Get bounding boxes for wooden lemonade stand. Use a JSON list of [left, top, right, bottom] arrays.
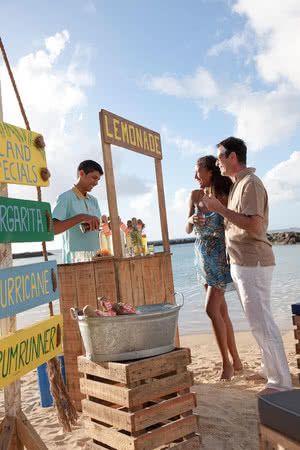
[[58, 110, 176, 408], [58, 109, 200, 449]]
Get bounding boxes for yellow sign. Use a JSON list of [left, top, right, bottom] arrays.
[[0, 121, 49, 187], [100, 109, 162, 159], [0, 314, 63, 388]]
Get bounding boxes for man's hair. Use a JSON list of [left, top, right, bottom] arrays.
[[77, 160, 104, 176], [197, 155, 232, 197], [217, 137, 247, 165]]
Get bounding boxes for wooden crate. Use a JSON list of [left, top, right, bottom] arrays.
[[78, 348, 201, 449], [58, 253, 176, 410], [259, 423, 300, 450], [292, 315, 300, 382]]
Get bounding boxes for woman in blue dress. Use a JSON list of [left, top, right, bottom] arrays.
[[186, 155, 242, 380]]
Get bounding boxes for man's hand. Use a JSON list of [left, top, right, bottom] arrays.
[[203, 194, 224, 214], [81, 214, 100, 231]]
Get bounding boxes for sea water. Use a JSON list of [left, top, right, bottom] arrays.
[[12, 244, 300, 335]]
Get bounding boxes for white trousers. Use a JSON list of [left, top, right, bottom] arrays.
[[231, 264, 292, 391]]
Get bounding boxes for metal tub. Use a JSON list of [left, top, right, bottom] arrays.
[[70, 301, 182, 362]]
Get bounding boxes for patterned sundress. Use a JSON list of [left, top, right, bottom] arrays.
[[194, 207, 234, 291]]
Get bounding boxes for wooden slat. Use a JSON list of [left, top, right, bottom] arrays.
[[129, 371, 193, 408], [84, 419, 134, 450], [16, 412, 48, 450], [126, 348, 191, 384], [292, 315, 300, 327], [297, 358, 300, 369], [259, 423, 300, 450], [80, 371, 193, 409], [154, 158, 170, 253], [94, 259, 118, 302], [133, 392, 196, 432], [78, 349, 191, 384], [135, 415, 199, 450], [117, 260, 133, 304], [85, 415, 199, 450], [141, 257, 156, 305], [75, 263, 98, 309], [80, 378, 130, 407], [151, 255, 166, 303], [296, 342, 300, 354], [82, 399, 134, 431], [78, 356, 128, 383], [129, 259, 145, 306]]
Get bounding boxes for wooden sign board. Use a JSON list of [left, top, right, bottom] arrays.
[[0, 197, 53, 243], [100, 109, 162, 159], [0, 314, 63, 389], [0, 121, 49, 187], [0, 261, 59, 319]]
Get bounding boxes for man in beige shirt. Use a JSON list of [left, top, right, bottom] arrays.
[[204, 137, 291, 396]]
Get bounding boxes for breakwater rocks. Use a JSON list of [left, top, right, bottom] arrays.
[[267, 231, 300, 245], [149, 232, 300, 247]]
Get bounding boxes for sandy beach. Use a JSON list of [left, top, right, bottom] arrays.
[[0, 328, 298, 449]]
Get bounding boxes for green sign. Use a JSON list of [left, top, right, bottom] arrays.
[[0, 196, 53, 243]]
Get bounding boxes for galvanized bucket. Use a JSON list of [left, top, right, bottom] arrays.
[[70, 294, 184, 362]]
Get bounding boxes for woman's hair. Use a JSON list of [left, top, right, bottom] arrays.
[[196, 155, 232, 197]]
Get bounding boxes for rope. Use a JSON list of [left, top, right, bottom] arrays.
[[0, 37, 76, 430]]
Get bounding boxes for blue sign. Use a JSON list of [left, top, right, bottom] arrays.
[[0, 261, 59, 319]]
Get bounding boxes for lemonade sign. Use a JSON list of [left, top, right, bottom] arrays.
[[0, 121, 49, 187]]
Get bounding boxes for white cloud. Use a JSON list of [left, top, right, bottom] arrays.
[[233, 0, 300, 91], [145, 67, 218, 99], [224, 83, 300, 150], [162, 126, 215, 157], [263, 151, 300, 203], [45, 30, 70, 62]]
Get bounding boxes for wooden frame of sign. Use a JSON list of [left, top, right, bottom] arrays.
[[99, 109, 169, 257], [0, 90, 62, 449]]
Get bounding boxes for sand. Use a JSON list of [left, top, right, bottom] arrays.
[[0, 329, 299, 449]]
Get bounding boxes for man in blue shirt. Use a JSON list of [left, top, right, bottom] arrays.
[[52, 160, 103, 263]]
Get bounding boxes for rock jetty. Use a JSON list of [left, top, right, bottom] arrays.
[[149, 232, 300, 247], [267, 231, 300, 245]]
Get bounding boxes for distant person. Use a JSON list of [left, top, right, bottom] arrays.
[[203, 137, 292, 395], [186, 155, 242, 380], [52, 160, 103, 263]]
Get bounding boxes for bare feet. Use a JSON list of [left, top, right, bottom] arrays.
[[233, 361, 243, 373], [220, 364, 234, 381], [256, 388, 280, 397], [246, 373, 266, 381]]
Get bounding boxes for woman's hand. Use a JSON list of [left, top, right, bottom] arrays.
[[188, 213, 205, 227]]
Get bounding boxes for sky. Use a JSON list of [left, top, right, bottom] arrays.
[[1, 0, 300, 253]]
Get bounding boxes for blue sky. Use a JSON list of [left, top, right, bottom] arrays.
[[1, 0, 300, 252]]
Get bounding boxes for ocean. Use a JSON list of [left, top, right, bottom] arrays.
[[13, 243, 299, 335]]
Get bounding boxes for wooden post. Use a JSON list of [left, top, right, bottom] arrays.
[[0, 81, 23, 449], [155, 158, 170, 254], [99, 113, 122, 257]]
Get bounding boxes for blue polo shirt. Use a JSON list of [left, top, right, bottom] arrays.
[[52, 186, 101, 263]]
